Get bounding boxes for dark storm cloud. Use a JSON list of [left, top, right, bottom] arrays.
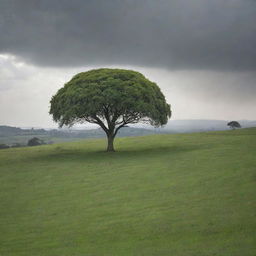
[[0, 0, 256, 70]]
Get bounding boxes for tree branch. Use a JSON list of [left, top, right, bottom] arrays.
[[92, 115, 109, 134], [103, 105, 112, 130], [114, 122, 129, 137]]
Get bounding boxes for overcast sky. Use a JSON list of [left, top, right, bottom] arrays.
[[0, 0, 255, 127]]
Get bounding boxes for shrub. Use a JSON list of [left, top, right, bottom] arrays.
[[27, 137, 45, 146]]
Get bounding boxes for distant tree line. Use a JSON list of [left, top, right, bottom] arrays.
[[0, 137, 47, 150], [0, 126, 47, 137]]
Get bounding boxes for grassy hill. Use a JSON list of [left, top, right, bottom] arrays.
[[0, 128, 255, 256], [0, 126, 155, 146]]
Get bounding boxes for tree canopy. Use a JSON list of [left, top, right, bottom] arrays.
[[227, 121, 241, 129], [50, 68, 171, 151], [27, 137, 45, 147]]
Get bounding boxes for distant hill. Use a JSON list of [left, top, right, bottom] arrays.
[[0, 125, 153, 138], [0, 125, 47, 137], [0, 125, 154, 145], [162, 119, 256, 133], [1, 120, 255, 145]]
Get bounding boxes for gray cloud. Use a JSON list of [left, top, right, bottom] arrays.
[[0, 0, 255, 126], [0, 0, 256, 70], [0, 56, 255, 128]]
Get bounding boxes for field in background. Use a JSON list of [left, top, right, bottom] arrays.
[[0, 128, 255, 256], [0, 126, 154, 146], [2, 119, 256, 146], [0, 134, 81, 145]]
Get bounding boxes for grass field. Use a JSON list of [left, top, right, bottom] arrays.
[[0, 128, 255, 256]]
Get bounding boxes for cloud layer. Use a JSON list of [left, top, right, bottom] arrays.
[[1, 0, 256, 70], [0, 1, 255, 126], [0, 55, 255, 127]]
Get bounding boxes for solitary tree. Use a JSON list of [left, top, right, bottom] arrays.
[[27, 137, 45, 146], [50, 69, 171, 151], [227, 121, 241, 129]]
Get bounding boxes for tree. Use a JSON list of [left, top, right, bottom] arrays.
[[227, 121, 241, 129], [50, 68, 171, 151], [27, 137, 45, 146]]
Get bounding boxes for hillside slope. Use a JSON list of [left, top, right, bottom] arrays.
[[0, 128, 255, 256]]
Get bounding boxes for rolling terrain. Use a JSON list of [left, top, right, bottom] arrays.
[[0, 128, 255, 256], [1, 120, 256, 146]]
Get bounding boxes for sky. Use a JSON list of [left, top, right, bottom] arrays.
[[0, 0, 255, 128]]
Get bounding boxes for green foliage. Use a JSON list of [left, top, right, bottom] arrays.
[[27, 137, 45, 146], [50, 69, 171, 151], [227, 121, 241, 129], [0, 129, 255, 255], [50, 69, 170, 127]]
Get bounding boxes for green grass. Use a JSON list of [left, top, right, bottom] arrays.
[[0, 128, 255, 256]]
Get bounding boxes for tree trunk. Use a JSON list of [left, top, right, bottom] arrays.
[[107, 134, 115, 152]]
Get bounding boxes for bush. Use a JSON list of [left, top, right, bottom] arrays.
[[0, 144, 9, 149], [27, 137, 45, 146]]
